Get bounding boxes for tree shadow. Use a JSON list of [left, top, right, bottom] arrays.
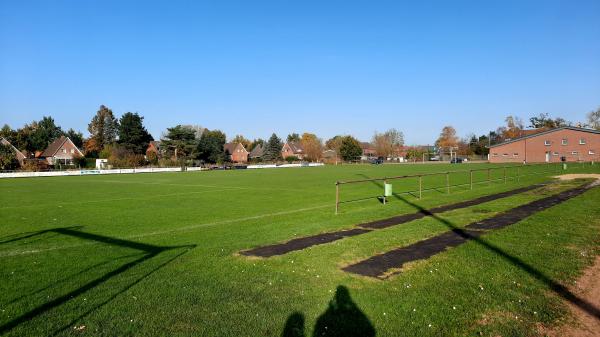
[[391, 192, 600, 320], [0, 226, 196, 335], [282, 286, 376, 337]]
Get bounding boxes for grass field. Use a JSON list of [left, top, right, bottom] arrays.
[[1, 163, 599, 336]]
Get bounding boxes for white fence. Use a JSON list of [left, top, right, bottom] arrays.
[[0, 167, 182, 179], [247, 163, 324, 169], [0, 163, 324, 179]]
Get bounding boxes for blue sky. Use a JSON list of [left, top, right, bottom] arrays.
[[1, 0, 599, 144]]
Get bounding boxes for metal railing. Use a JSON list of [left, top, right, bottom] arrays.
[[334, 161, 596, 214]]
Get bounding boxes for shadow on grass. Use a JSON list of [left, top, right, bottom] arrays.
[[282, 286, 375, 337], [390, 192, 600, 320], [0, 227, 196, 335]]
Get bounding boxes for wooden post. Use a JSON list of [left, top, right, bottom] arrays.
[[470, 170, 473, 190], [335, 182, 339, 215], [383, 179, 387, 205], [419, 175, 422, 199], [503, 167, 507, 184], [446, 172, 450, 194]]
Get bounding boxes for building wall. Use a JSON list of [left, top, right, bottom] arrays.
[[47, 140, 82, 165], [490, 129, 600, 163], [281, 143, 304, 159], [230, 144, 248, 163]]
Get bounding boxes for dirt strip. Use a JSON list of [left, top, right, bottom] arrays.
[[343, 181, 598, 278], [240, 184, 543, 258]]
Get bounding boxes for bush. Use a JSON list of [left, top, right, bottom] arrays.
[[285, 156, 299, 163], [21, 159, 49, 172], [73, 156, 87, 168]]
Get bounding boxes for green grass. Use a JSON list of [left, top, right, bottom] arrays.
[[1, 162, 599, 336]]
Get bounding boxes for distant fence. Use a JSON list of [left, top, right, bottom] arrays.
[[334, 162, 597, 214], [0, 162, 326, 179]]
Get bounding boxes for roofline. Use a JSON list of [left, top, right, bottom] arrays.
[[46, 136, 84, 157], [489, 126, 600, 148]]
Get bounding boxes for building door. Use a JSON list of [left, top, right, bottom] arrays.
[[545, 152, 550, 162]]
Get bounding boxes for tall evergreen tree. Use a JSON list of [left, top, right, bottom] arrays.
[[30, 116, 63, 151], [263, 133, 283, 162], [197, 130, 226, 163], [88, 105, 119, 150], [287, 133, 301, 143], [65, 128, 84, 149], [161, 125, 197, 161], [339, 136, 362, 161], [118, 112, 154, 154]]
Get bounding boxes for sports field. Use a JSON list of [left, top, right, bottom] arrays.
[[1, 163, 599, 336]]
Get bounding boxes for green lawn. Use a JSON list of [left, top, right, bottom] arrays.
[[1, 162, 599, 336]]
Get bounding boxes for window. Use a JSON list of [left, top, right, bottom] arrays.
[[590, 150, 596, 155], [580, 138, 586, 145], [571, 151, 578, 155], [70, 148, 75, 154], [562, 139, 568, 145], [492, 153, 498, 157], [553, 152, 559, 156], [544, 140, 551, 146], [62, 149, 67, 153], [513, 153, 518, 157], [502, 153, 508, 157]]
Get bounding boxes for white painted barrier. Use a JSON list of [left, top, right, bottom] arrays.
[[0, 167, 182, 179], [247, 163, 324, 169], [0, 163, 324, 178]]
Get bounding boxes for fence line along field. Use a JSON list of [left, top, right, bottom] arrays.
[[1, 162, 600, 336]]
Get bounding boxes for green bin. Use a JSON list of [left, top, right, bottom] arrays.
[[384, 183, 393, 197]]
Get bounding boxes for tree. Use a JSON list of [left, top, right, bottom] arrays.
[[30, 116, 63, 152], [161, 125, 197, 161], [197, 129, 227, 163], [249, 138, 265, 151], [529, 113, 570, 129], [300, 133, 323, 162], [372, 128, 404, 158], [587, 107, 600, 130], [0, 143, 19, 170], [405, 146, 426, 162], [325, 135, 343, 152], [232, 134, 251, 150], [180, 124, 205, 139], [435, 126, 459, 150], [339, 136, 362, 161], [263, 133, 283, 162], [65, 128, 84, 149], [287, 133, 300, 143], [501, 116, 524, 140], [0, 124, 17, 141], [88, 105, 119, 150], [118, 112, 154, 154]]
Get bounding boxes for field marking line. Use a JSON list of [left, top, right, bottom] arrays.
[[0, 204, 331, 258]]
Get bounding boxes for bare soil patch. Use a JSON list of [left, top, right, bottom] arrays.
[[554, 173, 600, 181], [542, 256, 600, 337]]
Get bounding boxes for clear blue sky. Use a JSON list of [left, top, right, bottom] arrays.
[[1, 0, 599, 144]]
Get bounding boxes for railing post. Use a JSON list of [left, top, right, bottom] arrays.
[[503, 167, 507, 184], [470, 170, 473, 190], [446, 172, 450, 194], [419, 175, 422, 199], [517, 167, 520, 182], [335, 182, 339, 215]]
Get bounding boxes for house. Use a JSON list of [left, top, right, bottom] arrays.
[[39, 136, 84, 165], [489, 126, 600, 163], [360, 142, 376, 160], [223, 142, 248, 163], [249, 144, 264, 160], [146, 141, 162, 159], [0, 137, 26, 166], [281, 141, 304, 160]]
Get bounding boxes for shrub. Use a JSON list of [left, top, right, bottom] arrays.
[[285, 156, 299, 163]]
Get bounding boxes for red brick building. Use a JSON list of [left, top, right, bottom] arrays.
[[223, 142, 248, 163], [281, 141, 304, 160], [489, 127, 600, 163], [40, 136, 84, 165]]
